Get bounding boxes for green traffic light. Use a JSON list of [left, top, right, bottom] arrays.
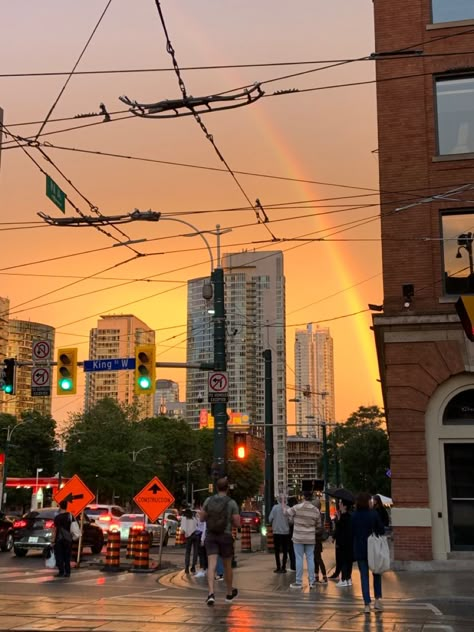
[[59, 378, 73, 391], [3, 384, 13, 394], [138, 376, 151, 390]]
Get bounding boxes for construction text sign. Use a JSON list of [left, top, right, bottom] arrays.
[[134, 476, 175, 523]]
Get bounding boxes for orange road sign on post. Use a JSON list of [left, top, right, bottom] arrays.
[[54, 474, 95, 517], [134, 476, 175, 523]]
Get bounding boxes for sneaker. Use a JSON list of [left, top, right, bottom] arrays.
[[225, 588, 238, 603], [364, 604, 371, 614], [190, 566, 196, 573], [346, 579, 352, 586], [194, 570, 207, 578], [185, 567, 190, 575], [215, 574, 224, 581], [206, 594, 215, 606], [336, 580, 348, 587], [319, 577, 328, 584], [374, 599, 383, 611], [290, 582, 303, 589], [309, 581, 317, 589], [280, 568, 287, 573], [273, 568, 281, 573]]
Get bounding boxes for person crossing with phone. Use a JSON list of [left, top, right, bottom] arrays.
[[200, 478, 240, 606]]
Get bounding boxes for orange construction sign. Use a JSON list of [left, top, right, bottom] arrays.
[[134, 476, 175, 523], [54, 474, 95, 518]]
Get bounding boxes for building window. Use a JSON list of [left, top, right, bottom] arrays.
[[432, 0, 474, 23], [436, 75, 474, 156], [441, 211, 474, 294], [443, 389, 474, 424]]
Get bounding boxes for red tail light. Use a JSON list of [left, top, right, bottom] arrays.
[[45, 520, 55, 529], [14, 520, 27, 528], [254, 517, 259, 523], [99, 515, 111, 522]]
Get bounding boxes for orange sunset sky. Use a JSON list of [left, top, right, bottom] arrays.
[[0, 1, 384, 425]]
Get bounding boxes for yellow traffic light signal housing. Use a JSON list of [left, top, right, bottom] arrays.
[[1, 358, 16, 395], [234, 433, 248, 460], [455, 296, 474, 341], [134, 344, 156, 394], [57, 348, 78, 395]]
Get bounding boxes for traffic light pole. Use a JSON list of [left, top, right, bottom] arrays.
[[212, 266, 227, 480], [322, 421, 330, 529], [263, 349, 274, 523]]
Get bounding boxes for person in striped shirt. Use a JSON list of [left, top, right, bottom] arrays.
[[286, 492, 322, 589]]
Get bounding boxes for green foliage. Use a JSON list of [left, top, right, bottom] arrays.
[[323, 405, 390, 496]]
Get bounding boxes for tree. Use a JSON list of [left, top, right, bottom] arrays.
[[323, 405, 390, 496]]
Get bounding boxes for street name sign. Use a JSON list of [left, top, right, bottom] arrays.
[[46, 175, 66, 213], [134, 476, 175, 523], [83, 358, 135, 372], [54, 474, 95, 517], [208, 370, 228, 403]]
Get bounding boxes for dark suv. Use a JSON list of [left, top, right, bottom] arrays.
[[0, 512, 14, 552], [12, 508, 104, 557]]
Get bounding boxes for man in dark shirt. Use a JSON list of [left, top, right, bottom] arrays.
[[53, 500, 72, 578]]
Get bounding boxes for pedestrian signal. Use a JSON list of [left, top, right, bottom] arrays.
[[1, 358, 16, 395], [456, 295, 474, 341], [57, 348, 78, 395], [134, 344, 156, 394], [234, 433, 247, 460]]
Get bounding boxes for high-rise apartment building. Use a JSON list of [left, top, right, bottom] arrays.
[[85, 314, 155, 418], [4, 319, 54, 417], [372, 1, 474, 563], [0, 297, 9, 361], [294, 325, 335, 438], [186, 251, 287, 495], [153, 379, 180, 416]]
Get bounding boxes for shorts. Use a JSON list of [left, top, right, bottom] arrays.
[[205, 532, 234, 559]]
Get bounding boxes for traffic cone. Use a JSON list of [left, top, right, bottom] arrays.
[[240, 525, 252, 553], [266, 524, 274, 553], [102, 530, 121, 572]]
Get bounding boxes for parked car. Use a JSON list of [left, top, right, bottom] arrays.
[[12, 508, 104, 557], [161, 509, 180, 536], [117, 513, 169, 547], [240, 510, 262, 532], [0, 512, 14, 552], [84, 504, 125, 536]]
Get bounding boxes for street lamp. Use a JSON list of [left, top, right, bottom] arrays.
[[456, 232, 474, 277], [130, 446, 153, 462], [0, 419, 33, 511], [32, 467, 43, 510], [185, 458, 202, 506]]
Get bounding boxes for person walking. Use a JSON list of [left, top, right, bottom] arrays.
[[194, 510, 208, 578], [268, 498, 290, 573], [286, 491, 321, 589], [313, 499, 327, 584], [181, 507, 199, 574], [352, 491, 385, 613], [52, 500, 73, 578], [201, 477, 240, 606], [286, 496, 297, 572], [334, 499, 353, 587]]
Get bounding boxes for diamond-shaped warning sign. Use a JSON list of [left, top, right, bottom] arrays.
[[133, 476, 175, 523]]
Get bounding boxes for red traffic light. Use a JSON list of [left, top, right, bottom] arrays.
[[234, 433, 247, 460]]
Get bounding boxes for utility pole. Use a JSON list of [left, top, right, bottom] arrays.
[[212, 264, 227, 480], [321, 421, 330, 529], [263, 349, 274, 523]]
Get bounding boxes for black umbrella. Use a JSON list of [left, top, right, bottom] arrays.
[[327, 487, 355, 504]]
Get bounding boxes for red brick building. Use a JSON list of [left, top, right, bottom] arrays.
[[372, 0, 474, 563]]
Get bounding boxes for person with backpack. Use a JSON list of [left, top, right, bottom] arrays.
[[200, 477, 240, 606]]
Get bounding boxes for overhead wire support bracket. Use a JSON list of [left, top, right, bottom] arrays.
[[37, 209, 161, 226], [119, 83, 264, 118]]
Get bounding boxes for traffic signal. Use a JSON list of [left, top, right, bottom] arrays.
[[1, 358, 16, 395], [57, 348, 78, 395], [134, 344, 156, 394], [234, 433, 248, 460], [456, 296, 474, 341]]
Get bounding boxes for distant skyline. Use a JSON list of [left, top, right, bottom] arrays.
[[0, 1, 383, 424]]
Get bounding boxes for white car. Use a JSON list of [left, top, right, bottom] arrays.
[[118, 513, 169, 547]]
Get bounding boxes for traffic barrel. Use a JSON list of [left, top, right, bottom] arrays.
[[266, 524, 274, 552], [126, 530, 138, 559], [174, 526, 185, 547], [240, 525, 252, 553], [102, 530, 121, 572], [131, 530, 150, 572]]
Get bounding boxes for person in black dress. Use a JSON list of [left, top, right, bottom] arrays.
[[53, 500, 72, 578], [334, 499, 353, 586]]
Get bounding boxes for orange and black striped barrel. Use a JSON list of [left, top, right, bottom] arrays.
[[132, 530, 150, 571], [240, 525, 252, 553], [103, 530, 121, 571], [174, 526, 185, 547], [266, 524, 274, 552], [126, 530, 139, 559]]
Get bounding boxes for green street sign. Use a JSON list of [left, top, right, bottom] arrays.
[[46, 175, 66, 213]]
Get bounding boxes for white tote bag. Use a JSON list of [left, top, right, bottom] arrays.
[[70, 514, 81, 541], [367, 534, 390, 574]]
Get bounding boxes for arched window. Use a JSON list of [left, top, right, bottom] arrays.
[[443, 389, 474, 425]]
